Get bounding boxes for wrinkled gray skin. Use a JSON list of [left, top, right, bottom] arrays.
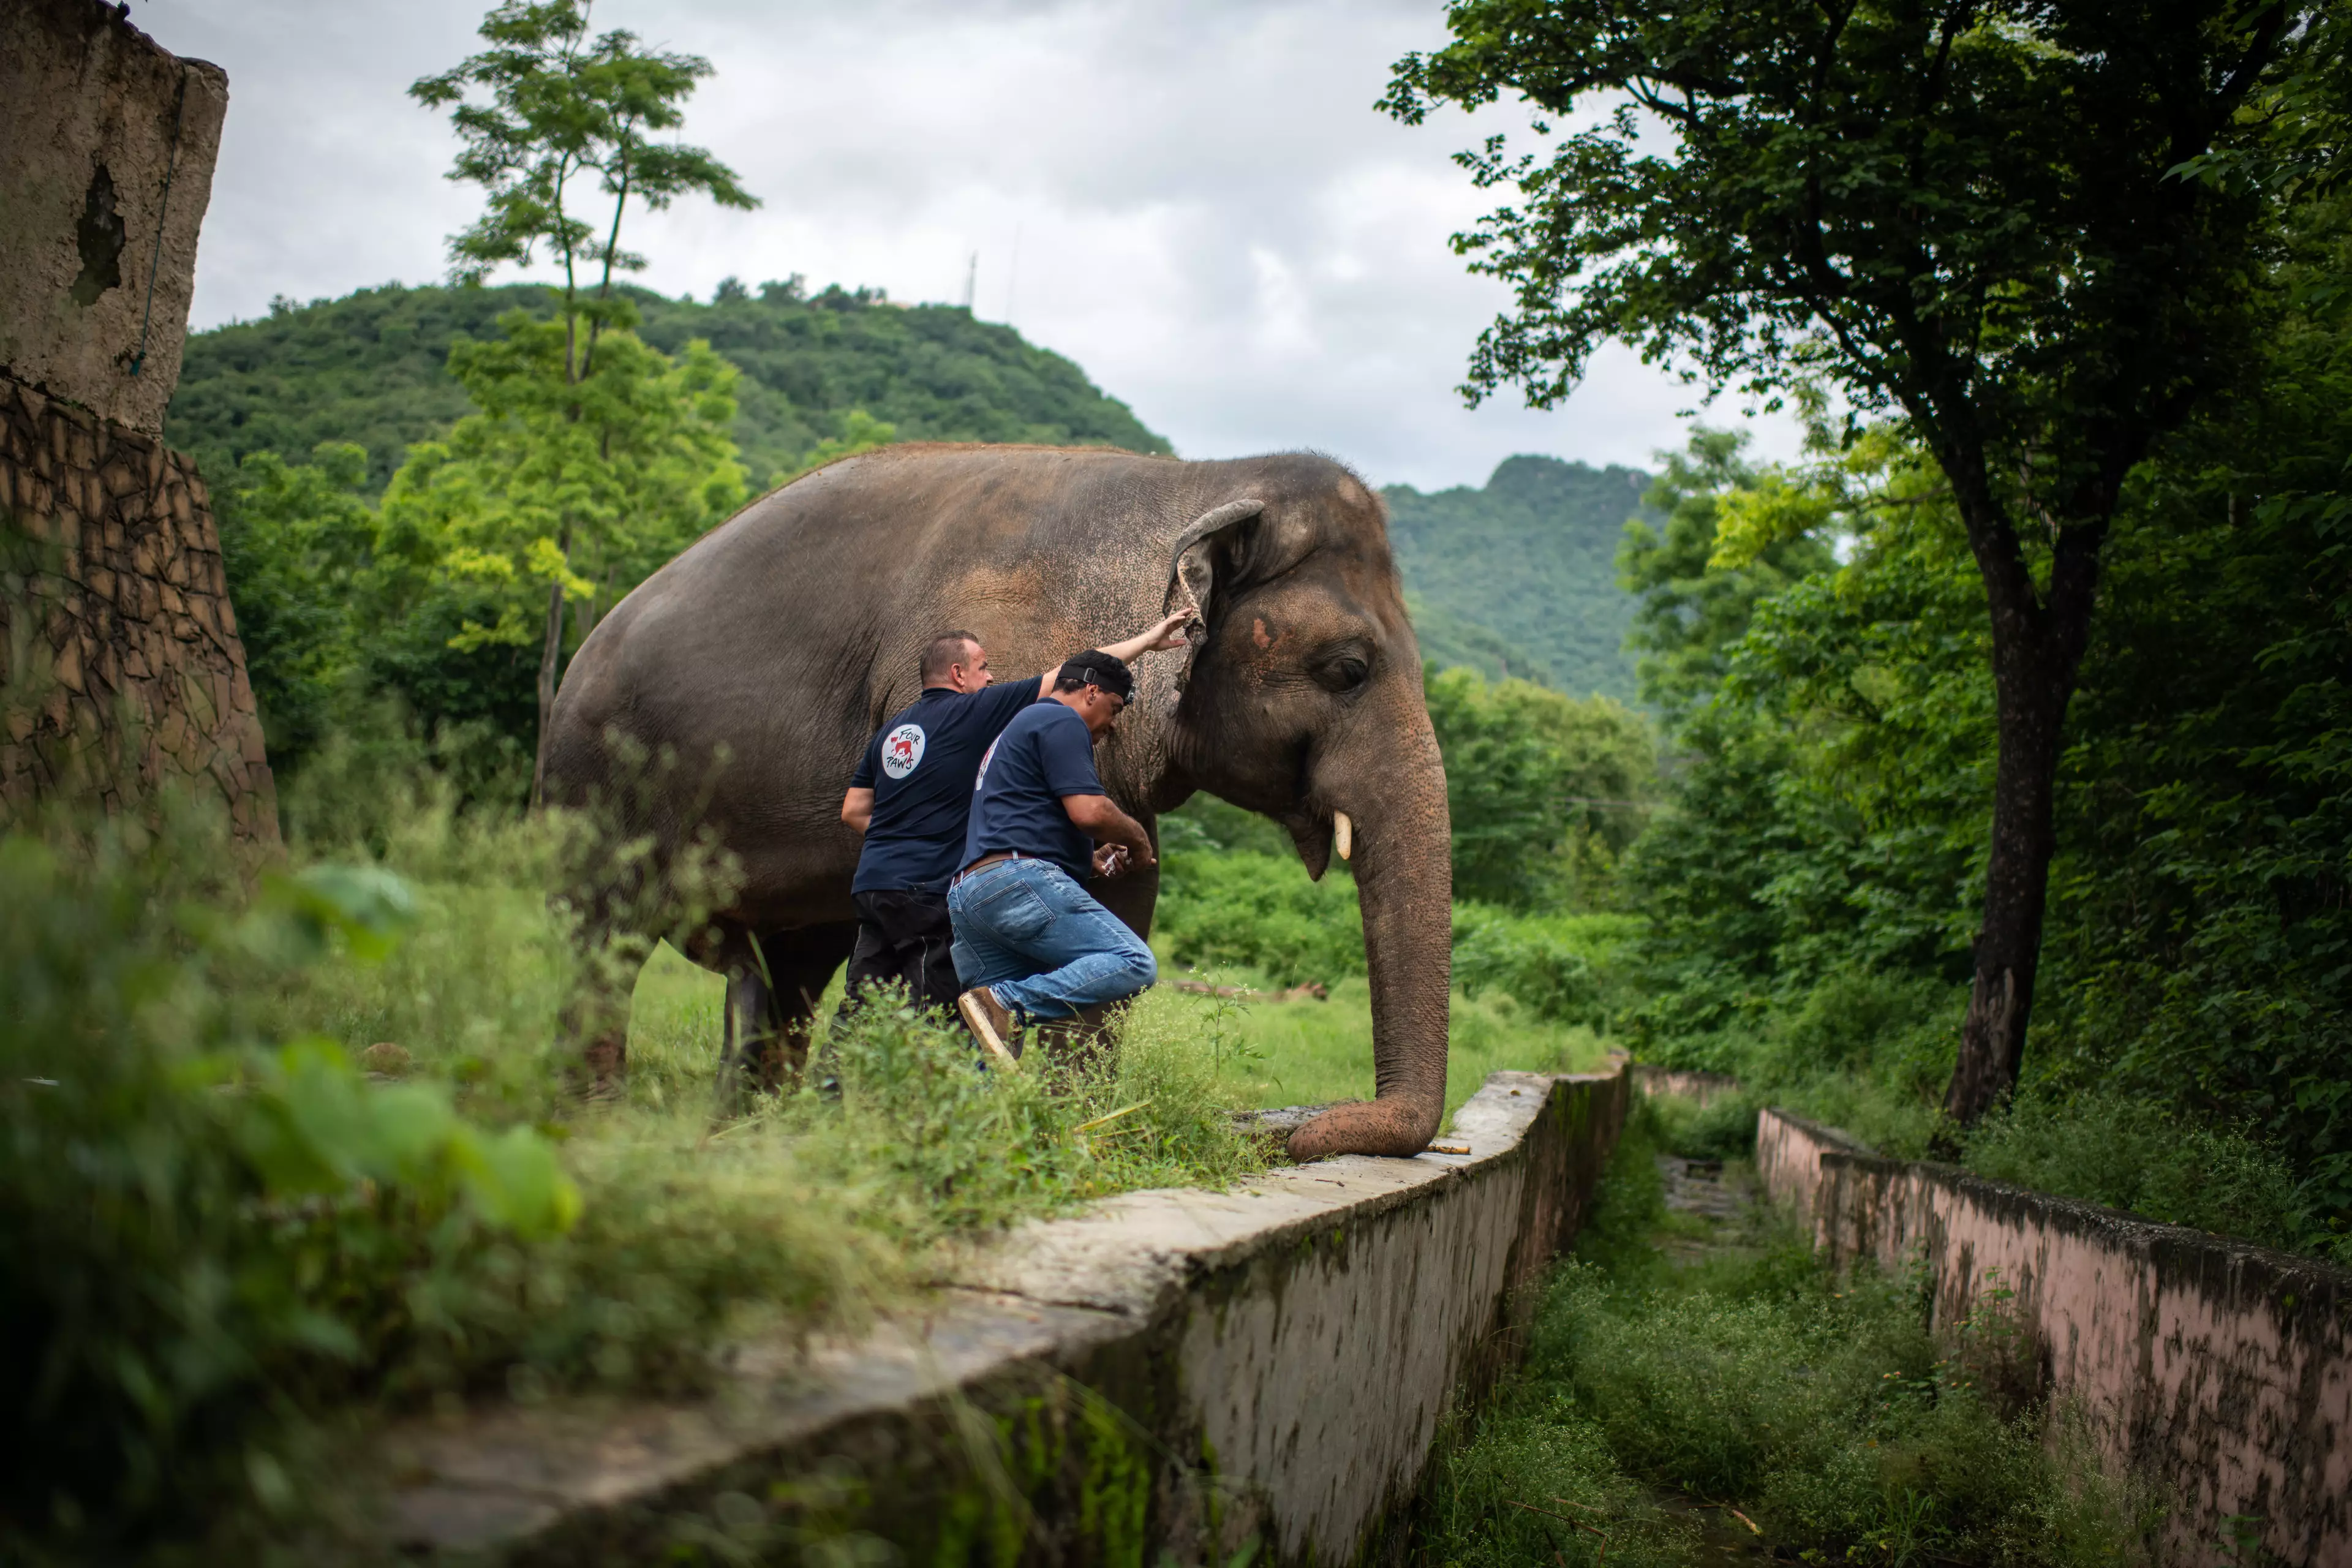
[[543, 444, 1450, 1161]]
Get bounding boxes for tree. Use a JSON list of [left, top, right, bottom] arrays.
[[1619, 428, 1834, 726], [412, 0, 758, 800], [1385, 1, 2300, 1123], [376, 312, 745, 773], [213, 444, 379, 771], [1423, 665, 1655, 908]]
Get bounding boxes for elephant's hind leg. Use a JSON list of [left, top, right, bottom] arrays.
[[717, 922, 856, 1108]]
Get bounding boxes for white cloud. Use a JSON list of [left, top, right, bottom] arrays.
[[149, 0, 1799, 491]]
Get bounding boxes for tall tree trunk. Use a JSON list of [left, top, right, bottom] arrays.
[[1946, 635, 2069, 1125], [1942, 482, 2109, 1126]]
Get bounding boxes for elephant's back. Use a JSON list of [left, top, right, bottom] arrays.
[[542, 443, 1193, 811]]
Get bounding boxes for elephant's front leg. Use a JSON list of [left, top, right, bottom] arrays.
[[716, 922, 856, 1108]]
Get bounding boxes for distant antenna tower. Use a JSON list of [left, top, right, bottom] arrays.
[[1006, 222, 1020, 328], [962, 251, 978, 312]]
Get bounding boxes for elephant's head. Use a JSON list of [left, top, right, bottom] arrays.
[[1160, 461, 1450, 1162]]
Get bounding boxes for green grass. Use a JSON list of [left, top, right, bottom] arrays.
[[1133, 961, 1616, 1121], [0, 794, 1272, 1559], [1415, 1096, 2164, 1567], [631, 944, 1616, 1128]]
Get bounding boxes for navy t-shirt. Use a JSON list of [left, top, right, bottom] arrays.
[[850, 676, 1042, 894], [963, 702, 1106, 881]]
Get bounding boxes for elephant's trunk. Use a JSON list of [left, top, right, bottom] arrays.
[[1287, 696, 1450, 1161]]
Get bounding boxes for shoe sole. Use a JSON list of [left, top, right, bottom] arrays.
[[959, 992, 1021, 1071]]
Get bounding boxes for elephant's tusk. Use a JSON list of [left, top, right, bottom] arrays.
[[1333, 811, 1353, 861]]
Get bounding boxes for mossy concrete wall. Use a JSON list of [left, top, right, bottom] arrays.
[[1758, 1109, 2351, 1567], [0, 0, 227, 435], [370, 1069, 1628, 1564]]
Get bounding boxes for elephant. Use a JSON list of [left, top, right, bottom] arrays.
[[541, 443, 1451, 1163]]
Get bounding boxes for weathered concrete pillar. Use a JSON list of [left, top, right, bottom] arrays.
[[0, 0, 276, 844]]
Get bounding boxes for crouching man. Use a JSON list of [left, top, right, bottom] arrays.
[[841, 619, 1186, 1018], [949, 650, 1158, 1065]]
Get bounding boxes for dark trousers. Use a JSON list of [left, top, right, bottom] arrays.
[[845, 888, 960, 1014]]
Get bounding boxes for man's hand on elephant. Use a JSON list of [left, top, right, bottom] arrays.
[[1100, 611, 1196, 666], [1136, 609, 1194, 652], [1093, 842, 1131, 878]]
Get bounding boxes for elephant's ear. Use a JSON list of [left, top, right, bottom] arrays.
[[1163, 500, 1264, 688]]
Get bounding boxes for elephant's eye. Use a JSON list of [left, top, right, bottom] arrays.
[[1320, 653, 1371, 693]]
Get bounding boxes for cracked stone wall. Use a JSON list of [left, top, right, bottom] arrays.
[[1, 0, 274, 842]]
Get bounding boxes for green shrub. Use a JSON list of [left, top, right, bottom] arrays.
[[1, 784, 1269, 1558], [1152, 846, 1365, 986], [0, 809, 579, 1551], [1964, 1089, 2313, 1254], [1452, 906, 1640, 1025]]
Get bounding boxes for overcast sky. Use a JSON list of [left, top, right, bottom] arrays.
[[145, 0, 1796, 493]]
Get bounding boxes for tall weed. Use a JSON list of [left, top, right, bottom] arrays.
[[1, 780, 1266, 1558]]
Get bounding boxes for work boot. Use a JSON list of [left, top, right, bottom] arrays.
[[957, 987, 1022, 1071]]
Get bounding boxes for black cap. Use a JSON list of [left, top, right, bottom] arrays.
[[1060, 649, 1134, 701]]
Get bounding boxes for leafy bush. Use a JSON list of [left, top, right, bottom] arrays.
[[1453, 905, 1639, 1025], [1152, 845, 1365, 986], [1964, 1090, 2314, 1255], [1, 779, 1268, 1558], [1638, 967, 1963, 1159], [1425, 665, 1656, 909], [0, 810, 579, 1550]]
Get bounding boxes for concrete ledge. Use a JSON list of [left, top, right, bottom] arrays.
[[1758, 1109, 2352, 1567], [371, 1068, 1628, 1563]]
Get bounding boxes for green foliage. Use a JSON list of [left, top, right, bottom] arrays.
[[1964, 1091, 2312, 1254], [1452, 905, 1638, 1027], [1152, 846, 1363, 986], [211, 442, 379, 765], [1616, 428, 1836, 727], [1389, 0, 2306, 1123], [202, 317, 745, 786], [167, 281, 1171, 494], [1423, 664, 1656, 909], [0, 805, 579, 1551], [1384, 454, 1656, 698], [0, 763, 1272, 1556], [380, 309, 745, 654], [1382, 1, 2280, 481], [1613, 200, 2352, 1248]]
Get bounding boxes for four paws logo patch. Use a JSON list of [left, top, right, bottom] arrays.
[[881, 723, 927, 780]]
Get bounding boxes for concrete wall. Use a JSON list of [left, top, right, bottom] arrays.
[[1, 0, 274, 841], [1758, 1109, 2352, 1567], [369, 1069, 1629, 1564], [0, 0, 227, 435], [1630, 1063, 1742, 1108]]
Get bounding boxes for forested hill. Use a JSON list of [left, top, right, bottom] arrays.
[[165, 279, 1172, 490], [1384, 455, 1655, 701]]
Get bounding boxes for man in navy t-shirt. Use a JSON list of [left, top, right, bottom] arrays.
[[948, 650, 1163, 1065], [840, 617, 1186, 1015]]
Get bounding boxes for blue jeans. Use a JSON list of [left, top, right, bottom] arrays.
[[948, 858, 1157, 1022]]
